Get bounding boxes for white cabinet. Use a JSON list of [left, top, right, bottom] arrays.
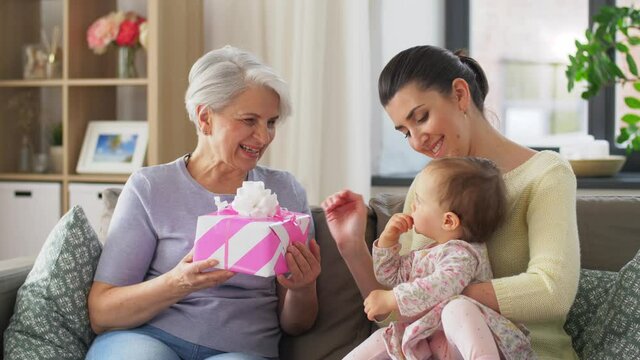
[[68, 183, 123, 241], [0, 182, 61, 260]]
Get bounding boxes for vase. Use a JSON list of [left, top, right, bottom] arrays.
[[117, 47, 137, 78], [18, 135, 32, 173], [49, 145, 63, 173]]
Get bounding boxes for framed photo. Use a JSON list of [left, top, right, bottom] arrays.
[[76, 121, 148, 174]]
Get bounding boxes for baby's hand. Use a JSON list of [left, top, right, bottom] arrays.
[[364, 289, 397, 321], [379, 213, 413, 248]]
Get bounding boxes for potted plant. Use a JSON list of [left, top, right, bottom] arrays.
[[566, 5, 640, 153], [49, 122, 63, 173]]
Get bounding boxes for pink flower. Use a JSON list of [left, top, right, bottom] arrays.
[[86, 12, 124, 54]]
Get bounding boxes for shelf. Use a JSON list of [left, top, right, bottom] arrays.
[[0, 80, 64, 87], [67, 78, 148, 86], [0, 173, 130, 183], [0, 0, 203, 214], [67, 174, 130, 183], [0, 173, 63, 182], [0, 79, 148, 87]]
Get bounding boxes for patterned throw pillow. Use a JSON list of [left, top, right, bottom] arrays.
[[573, 250, 640, 359], [3, 206, 102, 359], [564, 269, 618, 356]]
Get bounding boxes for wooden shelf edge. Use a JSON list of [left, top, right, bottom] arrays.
[[67, 174, 130, 183], [0, 80, 64, 87], [0, 173, 64, 181], [0, 173, 129, 183], [67, 78, 148, 86], [0, 79, 148, 87]]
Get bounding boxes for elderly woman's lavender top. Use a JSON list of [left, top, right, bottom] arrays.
[[93, 157, 314, 358]]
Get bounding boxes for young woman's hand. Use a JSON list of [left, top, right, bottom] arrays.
[[277, 239, 321, 291], [166, 250, 235, 297], [364, 289, 398, 321], [378, 213, 414, 248], [321, 190, 368, 254]]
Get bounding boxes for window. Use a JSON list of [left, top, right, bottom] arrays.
[[370, 0, 445, 177], [372, 0, 640, 181], [587, 0, 640, 171], [467, 0, 640, 171], [371, 0, 640, 181], [470, 0, 590, 148]]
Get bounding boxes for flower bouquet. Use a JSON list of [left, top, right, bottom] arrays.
[[86, 11, 148, 78]]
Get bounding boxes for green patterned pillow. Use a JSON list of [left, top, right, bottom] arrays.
[[573, 250, 640, 359], [3, 206, 102, 359], [564, 269, 618, 356]]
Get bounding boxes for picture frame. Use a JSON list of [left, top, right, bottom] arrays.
[[76, 121, 148, 174]]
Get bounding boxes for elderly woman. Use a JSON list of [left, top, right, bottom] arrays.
[[86, 46, 321, 360]]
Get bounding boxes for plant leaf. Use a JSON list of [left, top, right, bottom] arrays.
[[617, 127, 630, 143], [632, 135, 640, 151], [622, 113, 640, 125], [634, 82, 640, 92], [605, 57, 626, 79], [627, 53, 638, 76], [624, 96, 640, 109], [616, 42, 630, 52]]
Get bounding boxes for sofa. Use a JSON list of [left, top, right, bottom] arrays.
[[1, 194, 640, 359]]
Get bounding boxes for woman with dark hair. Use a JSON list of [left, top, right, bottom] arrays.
[[323, 45, 579, 359]]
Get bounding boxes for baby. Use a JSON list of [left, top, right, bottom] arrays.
[[346, 157, 534, 359]]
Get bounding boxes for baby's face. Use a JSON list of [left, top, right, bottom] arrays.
[[411, 173, 447, 239]]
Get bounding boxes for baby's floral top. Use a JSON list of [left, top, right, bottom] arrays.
[[375, 240, 491, 317], [373, 240, 535, 359]]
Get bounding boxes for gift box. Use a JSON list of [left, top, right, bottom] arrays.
[[192, 181, 311, 277]]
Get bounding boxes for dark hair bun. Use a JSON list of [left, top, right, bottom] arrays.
[[454, 49, 489, 102]]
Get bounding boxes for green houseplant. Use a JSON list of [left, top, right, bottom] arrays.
[[566, 5, 640, 153], [49, 122, 63, 173]]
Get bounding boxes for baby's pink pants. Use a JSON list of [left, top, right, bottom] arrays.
[[344, 298, 501, 360]]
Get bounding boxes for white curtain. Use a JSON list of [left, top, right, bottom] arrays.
[[204, 0, 372, 205]]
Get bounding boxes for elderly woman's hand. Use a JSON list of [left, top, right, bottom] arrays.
[[167, 250, 235, 296], [277, 239, 321, 290]]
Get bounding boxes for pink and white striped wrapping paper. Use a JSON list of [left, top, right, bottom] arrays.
[[192, 208, 311, 277]]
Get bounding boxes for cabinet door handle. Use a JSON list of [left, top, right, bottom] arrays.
[[98, 192, 103, 200], [14, 191, 32, 197]]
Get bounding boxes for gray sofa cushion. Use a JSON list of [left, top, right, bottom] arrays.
[[369, 193, 405, 238], [3, 206, 101, 360], [280, 206, 377, 360], [576, 196, 640, 271], [98, 188, 122, 243], [0, 257, 34, 357]]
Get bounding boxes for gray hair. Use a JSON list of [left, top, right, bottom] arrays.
[[184, 45, 291, 132]]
